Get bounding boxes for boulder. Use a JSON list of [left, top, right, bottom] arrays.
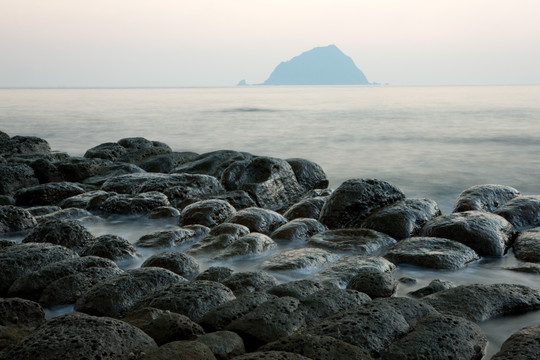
[[116, 137, 172, 164], [140, 340, 216, 360], [163, 174, 226, 209], [361, 198, 441, 239], [420, 211, 515, 257], [180, 199, 236, 227], [307, 228, 396, 254], [267, 279, 327, 301], [59, 190, 110, 209], [14, 181, 86, 206], [408, 279, 456, 298], [141, 251, 200, 280], [319, 179, 405, 229], [35, 207, 93, 222], [213, 233, 276, 261], [147, 206, 181, 219], [55, 157, 111, 182], [226, 207, 287, 235], [137, 152, 199, 173], [82, 162, 146, 186], [229, 352, 311, 360], [384, 237, 479, 270], [84, 141, 128, 160], [0, 205, 37, 234], [22, 219, 95, 252], [170, 150, 253, 178], [79, 234, 138, 261], [188, 223, 250, 256], [136, 228, 203, 249], [453, 184, 520, 213], [221, 271, 279, 296], [98, 191, 170, 214], [3, 135, 50, 157], [261, 248, 339, 273], [27, 158, 64, 183], [270, 218, 326, 243], [283, 196, 327, 220], [0, 195, 14, 206], [196, 331, 246, 360], [346, 269, 397, 298], [0, 298, 45, 350], [0, 163, 38, 196], [26, 205, 61, 216], [195, 267, 235, 283], [505, 262, 540, 274], [285, 158, 329, 191], [213, 190, 257, 210], [0, 312, 157, 360], [513, 227, 540, 262], [491, 323, 540, 360], [493, 195, 540, 231]]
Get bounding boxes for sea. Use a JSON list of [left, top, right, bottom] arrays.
[[1, 85, 540, 357]]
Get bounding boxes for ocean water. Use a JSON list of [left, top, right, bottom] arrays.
[[2, 86, 540, 358]]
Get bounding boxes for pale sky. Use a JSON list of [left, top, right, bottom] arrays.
[[1, 0, 539, 87]]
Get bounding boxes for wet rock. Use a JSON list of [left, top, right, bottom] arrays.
[[491, 323, 540, 360], [493, 195, 540, 231], [286, 158, 329, 191], [231, 351, 311, 360], [380, 313, 487, 360], [0, 205, 37, 234], [80, 234, 138, 261], [26, 205, 61, 216], [399, 277, 417, 285], [262, 248, 339, 273], [22, 219, 95, 252], [0, 312, 157, 360], [283, 196, 327, 220], [319, 178, 405, 229], [162, 174, 226, 209], [196, 331, 246, 360], [195, 267, 234, 283], [420, 211, 515, 257], [74, 267, 186, 318], [422, 283, 540, 322], [384, 236, 479, 270], [116, 137, 173, 164], [59, 189, 110, 209], [138, 151, 199, 173], [188, 223, 250, 255], [0, 298, 45, 350], [9, 255, 121, 301], [122, 307, 204, 345], [141, 340, 216, 360], [98, 191, 170, 215], [505, 263, 540, 274], [0, 163, 38, 196], [0, 243, 78, 295], [180, 199, 236, 227], [307, 228, 396, 254], [101, 172, 193, 194], [56, 157, 111, 182], [221, 156, 305, 211], [141, 251, 200, 280], [147, 206, 181, 219], [83, 162, 146, 186], [14, 181, 86, 206], [0, 239, 16, 249], [306, 297, 437, 357], [0, 195, 14, 206], [35, 207, 93, 222], [453, 184, 520, 213], [3, 135, 51, 157], [84, 141, 128, 160], [170, 150, 253, 178], [362, 198, 441, 239], [213, 233, 276, 261], [199, 292, 277, 332], [310, 255, 395, 289], [135, 228, 202, 248], [513, 227, 540, 262], [213, 190, 257, 210], [226, 207, 287, 235], [267, 279, 326, 301], [346, 269, 397, 298], [226, 296, 306, 350], [27, 157, 64, 183], [270, 218, 326, 243], [259, 333, 373, 360], [221, 271, 279, 296], [408, 279, 456, 298], [132, 280, 236, 322]]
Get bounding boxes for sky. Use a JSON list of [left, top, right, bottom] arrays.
[[1, 0, 539, 87]]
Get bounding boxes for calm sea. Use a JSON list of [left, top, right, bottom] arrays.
[[1, 86, 540, 357]]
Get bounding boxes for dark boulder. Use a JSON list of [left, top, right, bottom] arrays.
[[270, 218, 326, 244], [195, 266, 234, 283], [307, 228, 396, 254], [138, 152, 199, 173], [285, 158, 329, 191], [116, 137, 173, 164], [319, 179, 405, 229], [346, 269, 397, 298], [420, 211, 515, 257], [80, 234, 138, 261], [504, 263, 540, 274], [221, 271, 279, 296], [82, 162, 146, 186], [493, 195, 540, 231], [141, 251, 200, 280], [0, 297, 45, 350], [22, 219, 95, 252], [98, 191, 170, 215], [188, 223, 250, 256], [267, 279, 326, 301], [196, 331, 246, 360], [180, 199, 236, 227], [56, 157, 111, 182], [229, 352, 311, 360], [162, 174, 226, 209], [226, 207, 287, 235], [135, 228, 204, 249], [35, 207, 93, 222], [3, 135, 50, 157], [140, 340, 216, 360], [84, 141, 128, 160], [14, 181, 86, 206], [213, 190, 257, 210], [283, 196, 327, 220], [513, 227, 540, 262], [453, 184, 520, 213], [408, 279, 456, 298], [148, 206, 181, 219], [262, 248, 339, 273], [213, 233, 276, 261], [26, 205, 61, 216], [170, 150, 253, 178], [0, 195, 14, 206], [0, 163, 39, 196], [100, 173, 183, 194], [0, 205, 37, 234], [491, 323, 540, 360], [362, 198, 441, 239], [27, 157, 64, 183]]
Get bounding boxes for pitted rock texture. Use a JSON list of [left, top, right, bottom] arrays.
[[141, 251, 200, 280], [270, 218, 326, 244], [453, 184, 520, 213], [307, 228, 396, 254]]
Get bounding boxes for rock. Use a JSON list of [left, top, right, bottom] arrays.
[[226, 297, 306, 350], [319, 179, 405, 229], [399, 277, 417, 285], [270, 218, 326, 243], [163, 174, 226, 209], [138, 152, 199, 173], [122, 307, 204, 345], [283, 196, 327, 220], [505, 263, 540, 274], [380, 313, 487, 360], [0, 298, 45, 350], [307, 228, 396, 254], [83, 162, 146, 186], [132, 280, 236, 322], [195, 267, 235, 283], [196, 331, 246, 360], [422, 283, 540, 322], [0, 243, 78, 295], [80, 234, 138, 261], [384, 237, 479, 270], [493, 195, 540, 231], [285, 158, 329, 191], [141, 340, 216, 360], [3, 135, 51, 157], [310, 255, 395, 289], [22, 219, 95, 252], [35, 207, 93, 222], [147, 206, 181, 219], [9, 255, 121, 301], [346, 269, 397, 298], [221, 271, 279, 296], [491, 323, 540, 360], [0, 312, 157, 360], [408, 279, 456, 298], [188, 223, 250, 255], [116, 137, 172, 164], [199, 292, 277, 332], [0, 163, 39, 196], [420, 211, 515, 257], [221, 156, 305, 211], [84, 141, 128, 160], [362, 198, 441, 239], [259, 334, 373, 360], [59, 190, 110, 209], [0, 239, 16, 249], [170, 150, 253, 178], [267, 279, 326, 301], [231, 351, 311, 360], [98, 191, 170, 215], [262, 248, 339, 273], [56, 157, 111, 182], [135, 228, 202, 248], [101, 172, 198, 194], [27, 158, 64, 183], [453, 184, 520, 213], [306, 297, 437, 357], [0, 195, 15, 206], [14, 181, 86, 206], [74, 267, 186, 318], [299, 289, 372, 328], [213, 233, 276, 261], [513, 227, 540, 262], [180, 199, 236, 227], [141, 251, 200, 280], [226, 207, 287, 235], [26, 205, 61, 216], [213, 190, 257, 210], [0, 205, 37, 234]]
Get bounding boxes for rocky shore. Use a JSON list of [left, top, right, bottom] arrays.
[[1, 131, 540, 359]]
